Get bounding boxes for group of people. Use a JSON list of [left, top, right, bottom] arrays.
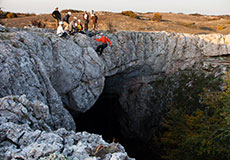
[[52, 7, 111, 54], [52, 8, 98, 37]]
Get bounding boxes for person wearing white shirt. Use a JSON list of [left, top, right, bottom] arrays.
[[57, 21, 67, 38]]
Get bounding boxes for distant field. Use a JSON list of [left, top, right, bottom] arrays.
[[1, 11, 230, 34]]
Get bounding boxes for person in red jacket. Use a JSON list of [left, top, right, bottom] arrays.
[[94, 34, 112, 55]]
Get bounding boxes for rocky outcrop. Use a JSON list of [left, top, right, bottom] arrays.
[[0, 24, 230, 157], [0, 95, 134, 160], [1, 25, 230, 115]]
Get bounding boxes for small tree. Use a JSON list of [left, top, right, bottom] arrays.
[[156, 72, 230, 160]]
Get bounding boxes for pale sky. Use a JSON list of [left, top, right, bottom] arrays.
[[0, 0, 229, 15]]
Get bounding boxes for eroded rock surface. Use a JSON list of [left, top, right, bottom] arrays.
[[0, 95, 134, 160], [0, 25, 230, 158], [1, 25, 230, 116]]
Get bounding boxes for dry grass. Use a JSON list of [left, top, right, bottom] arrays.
[[1, 11, 230, 34]]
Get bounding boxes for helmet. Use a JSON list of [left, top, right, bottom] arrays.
[[73, 17, 77, 20], [78, 19, 81, 22], [59, 21, 64, 25], [68, 11, 72, 15]]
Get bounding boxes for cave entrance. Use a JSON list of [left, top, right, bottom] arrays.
[[75, 91, 122, 141], [74, 78, 161, 160]]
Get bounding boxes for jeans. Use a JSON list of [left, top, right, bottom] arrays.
[[84, 20, 89, 31]]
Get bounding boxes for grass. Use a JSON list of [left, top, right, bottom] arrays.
[[179, 22, 197, 29], [89, 143, 122, 159], [2, 11, 230, 34]]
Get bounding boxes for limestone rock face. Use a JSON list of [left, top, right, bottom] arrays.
[[0, 26, 229, 116], [0, 96, 133, 160], [0, 25, 230, 156], [0, 28, 105, 130]]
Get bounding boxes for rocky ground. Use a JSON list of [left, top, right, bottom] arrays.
[[0, 24, 230, 159], [0, 95, 133, 160]]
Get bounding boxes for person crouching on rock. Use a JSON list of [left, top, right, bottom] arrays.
[[69, 17, 77, 35], [76, 20, 85, 34], [94, 33, 112, 55], [57, 21, 67, 38]]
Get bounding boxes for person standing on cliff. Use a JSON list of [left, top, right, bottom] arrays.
[[52, 7, 61, 28], [91, 10, 98, 31], [83, 11, 89, 31], [94, 33, 112, 55]]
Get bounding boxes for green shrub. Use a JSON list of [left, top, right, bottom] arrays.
[[121, 11, 137, 19], [151, 12, 162, 22], [6, 12, 17, 18]]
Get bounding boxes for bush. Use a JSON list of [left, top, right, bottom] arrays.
[[6, 12, 17, 18], [31, 19, 46, 28], [121, 11, 137, 19], [151, 12, 162, 22], [217, 25, 224, 31], [61, 9, 83, 14], [190, 13, 203, 17]]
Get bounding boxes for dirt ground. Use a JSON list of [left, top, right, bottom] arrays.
[[1, 11, 230, 34]]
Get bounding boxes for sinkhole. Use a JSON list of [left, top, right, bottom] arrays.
[[74, 77, 161, 160]]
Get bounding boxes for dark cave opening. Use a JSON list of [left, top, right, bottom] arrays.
[[74, 89, 161, 160]]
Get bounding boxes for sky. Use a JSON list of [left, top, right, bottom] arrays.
[[0, 0, 229, 15]]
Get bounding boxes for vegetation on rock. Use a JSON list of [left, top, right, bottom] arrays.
[[155, 72, 230, 160]]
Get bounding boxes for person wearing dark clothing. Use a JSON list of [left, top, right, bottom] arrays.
[[52, 7, 61, 28], [63, 11, 71, 23], [95, 34, 112, 55], [83, 11, 89, 31], [62, 11, 71, 31]]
